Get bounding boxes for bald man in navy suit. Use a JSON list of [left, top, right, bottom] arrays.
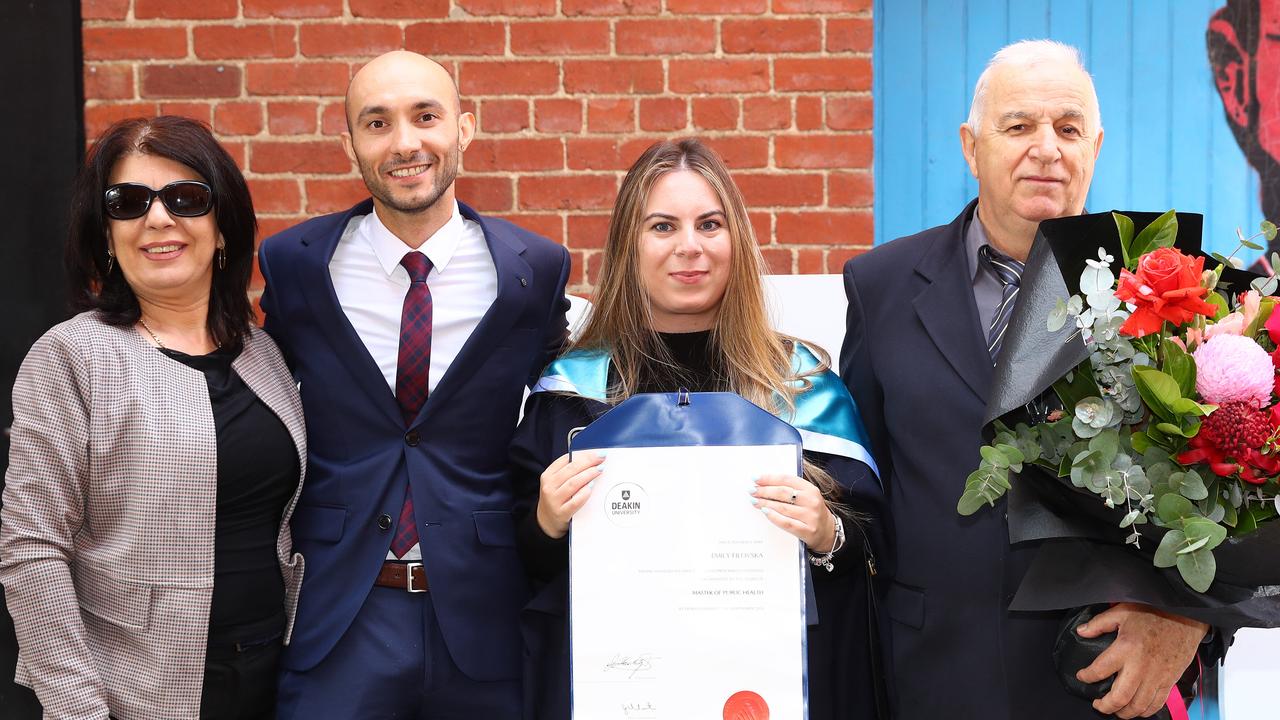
[[260, 51, 569, 719]]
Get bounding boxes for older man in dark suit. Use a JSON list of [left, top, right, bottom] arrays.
[[841, 40, 1211, 720]]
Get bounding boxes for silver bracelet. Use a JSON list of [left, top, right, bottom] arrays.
[[807, 513, 845, 573]]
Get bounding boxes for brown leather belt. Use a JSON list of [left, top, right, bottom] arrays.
[[374, 561, 429, 593]]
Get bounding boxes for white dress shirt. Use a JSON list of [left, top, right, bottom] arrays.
[[329, 201, 497, 560]]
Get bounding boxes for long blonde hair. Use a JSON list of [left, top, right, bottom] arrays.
[[571, 138, 840, 499]]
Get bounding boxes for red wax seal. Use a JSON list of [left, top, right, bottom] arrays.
[[723, 690, 770, 720]]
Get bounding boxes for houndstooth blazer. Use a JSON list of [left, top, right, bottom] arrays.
[[0, 311, 307, 720]]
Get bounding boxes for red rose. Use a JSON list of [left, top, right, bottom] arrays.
[[1269, 310, 1280, 345], [1115, 248, 1218, 337]]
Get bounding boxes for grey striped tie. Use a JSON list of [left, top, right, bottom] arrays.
[[979, 244, 1024, 362]]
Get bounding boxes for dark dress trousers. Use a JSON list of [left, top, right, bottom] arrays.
[[840, 200, 1103, 720], [257, 200, 570, 700]]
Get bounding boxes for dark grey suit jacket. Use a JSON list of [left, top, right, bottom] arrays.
[[840, 200, 1102, 720]]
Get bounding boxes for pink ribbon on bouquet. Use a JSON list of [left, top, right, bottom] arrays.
[[1166, 687, 1190, 720]]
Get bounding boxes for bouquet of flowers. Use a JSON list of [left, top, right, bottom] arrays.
[[959, 210, 1280, 595]]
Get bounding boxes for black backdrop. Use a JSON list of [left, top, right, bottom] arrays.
[[0, 1, 82, 716]]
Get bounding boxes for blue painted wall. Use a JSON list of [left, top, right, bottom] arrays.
[[874, 0, 1264, 263]]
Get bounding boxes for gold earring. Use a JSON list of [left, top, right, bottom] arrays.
[[106, 249, 114, 274]]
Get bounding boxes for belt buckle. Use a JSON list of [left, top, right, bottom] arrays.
[[405, 562, 426, 593]]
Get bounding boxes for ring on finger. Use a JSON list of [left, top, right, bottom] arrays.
[[789, 491, 798, 504]]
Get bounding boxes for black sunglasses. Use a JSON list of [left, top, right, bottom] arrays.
[[104, 181, 214, 220]]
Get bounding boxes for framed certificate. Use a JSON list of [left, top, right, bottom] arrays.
[[568, 392, 808, 720]]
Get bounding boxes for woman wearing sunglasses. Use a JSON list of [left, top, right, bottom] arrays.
[[0, 116, 306, 719]]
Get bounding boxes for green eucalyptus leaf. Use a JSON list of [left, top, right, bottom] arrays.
[[1011, 425, 1043, 463], [1049, 298, 1069, 332], [1176, 548, 1217, 593], [979, 445, 1008, 469], [1176, 470, 1209, 501], [1178, 535, 1212, 554], [1104, 480, 1126, 505], [1242, 238, 1264, 251], [995, 443, 1025, 468], [1158, 493, 1196, 523], [1154, 529, 1185, 567], [1228, 482, 1244, 508], [1088, 431, 1120, 463], [957, 466, 1010, 515], [1069, 449, 1108, 489], [956, 488, 991, 516], [1182, 516, 1228, 549], [1145, 460, 1172, 486], [1222, 501, 1238, 528], [1262, 220, 1278, 241], [1120, 509, 1142, 528]]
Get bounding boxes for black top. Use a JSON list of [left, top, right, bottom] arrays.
[[162, 347, 299, 646], [633, 329, 726, 395]]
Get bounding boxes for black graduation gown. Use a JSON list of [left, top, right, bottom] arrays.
[[509, 389, 887, 720]]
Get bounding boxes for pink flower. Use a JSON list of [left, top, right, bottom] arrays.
[[1241, 290, 1262, 328], [1202, 293, 1262, 339], [1193, 334, 1276, 407], [1205, 312, 1246, 339], [1182, 327, 1203, 349]]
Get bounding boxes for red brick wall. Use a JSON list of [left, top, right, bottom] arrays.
[[82, 0, 874, 295]]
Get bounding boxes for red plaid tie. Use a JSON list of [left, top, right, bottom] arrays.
[[391, 251, 433, 558]]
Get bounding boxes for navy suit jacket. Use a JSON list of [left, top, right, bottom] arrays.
[[258, 199, 571, 682], [840, 201, 1101, 719]]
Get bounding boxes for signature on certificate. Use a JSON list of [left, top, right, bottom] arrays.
[[603, 653, 659, 679], [621, 700, 657, 718]]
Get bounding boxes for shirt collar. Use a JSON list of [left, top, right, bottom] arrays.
[[965, 205, 993, 283], [363, 201, 466, 278]]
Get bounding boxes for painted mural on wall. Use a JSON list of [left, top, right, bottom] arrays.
[[1211, 0, 1280, 264]]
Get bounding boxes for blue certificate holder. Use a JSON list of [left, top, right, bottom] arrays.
[[569, 389, 803, 472], [567, 390, 810, 720]]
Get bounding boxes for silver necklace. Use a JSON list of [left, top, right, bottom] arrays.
[[138, 317, 167, 350]]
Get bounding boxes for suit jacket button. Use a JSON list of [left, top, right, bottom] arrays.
[[378, 514, 393, 531], [405, 430, 420, 446]]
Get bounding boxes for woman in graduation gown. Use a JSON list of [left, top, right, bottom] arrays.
[[509, 138, 887, 720]]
